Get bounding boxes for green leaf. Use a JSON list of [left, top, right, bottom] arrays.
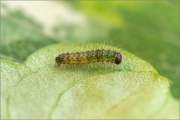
[[1, 44, 178, 119], [66, 1, 179, 99]]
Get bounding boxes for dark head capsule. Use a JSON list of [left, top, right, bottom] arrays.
[[114, 52, 122, 64]]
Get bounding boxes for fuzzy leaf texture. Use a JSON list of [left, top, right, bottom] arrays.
[[1, 44, 179, 119]]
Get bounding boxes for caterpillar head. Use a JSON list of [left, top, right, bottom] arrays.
[[114, 52, 122, 64]]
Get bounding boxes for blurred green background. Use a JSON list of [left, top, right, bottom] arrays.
[[1, 1, 179, 99]]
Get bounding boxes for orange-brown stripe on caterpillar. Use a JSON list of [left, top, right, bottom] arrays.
[[55, 49, 122, 65]]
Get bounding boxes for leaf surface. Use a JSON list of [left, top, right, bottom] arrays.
[[1, 44, 178, 119]]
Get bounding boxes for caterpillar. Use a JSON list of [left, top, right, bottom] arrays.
[[55, 49, 122, 65]]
